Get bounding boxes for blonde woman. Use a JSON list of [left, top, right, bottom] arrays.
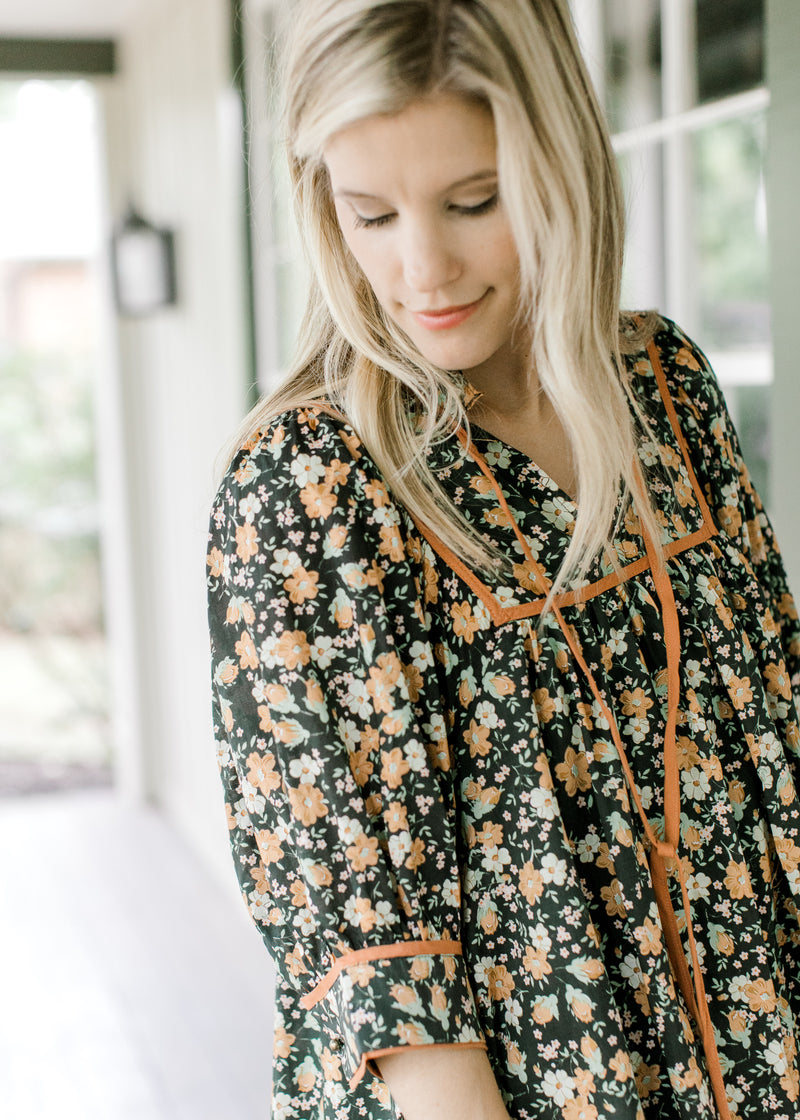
[[207, 2, 800, 1119]]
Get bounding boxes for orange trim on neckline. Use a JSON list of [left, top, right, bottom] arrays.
[[300, 939, 463, 1011], [412, 343, 717, 624]]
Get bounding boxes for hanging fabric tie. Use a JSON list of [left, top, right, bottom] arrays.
[[457, 427, 732, 1120]]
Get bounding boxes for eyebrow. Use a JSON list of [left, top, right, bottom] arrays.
[[333, 169, 498, 202]]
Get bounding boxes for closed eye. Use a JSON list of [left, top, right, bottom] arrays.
[[352, 211, 395, 229], [450, 194, 499, 217], [351, 193, 499, 230]]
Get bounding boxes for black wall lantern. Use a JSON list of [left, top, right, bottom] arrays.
[[111, 204, 177, 316]]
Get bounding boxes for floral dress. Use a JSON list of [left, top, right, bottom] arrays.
[[207, 319, 800, 1120]]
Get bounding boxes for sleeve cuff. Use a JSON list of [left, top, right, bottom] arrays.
[[305, 943, 486, 1090]]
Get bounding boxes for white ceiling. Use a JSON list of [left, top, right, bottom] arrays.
[[0, 0, 142, 37]]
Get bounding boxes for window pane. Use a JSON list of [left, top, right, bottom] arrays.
[[695, 0, 765, 103], [692, 112, 769, 348], [618, 143, 666, 311], [603, 0, 662, 132], [691, 110, 770, 498]]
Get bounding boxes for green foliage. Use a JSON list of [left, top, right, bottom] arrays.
[[0, 346, 104, 635]]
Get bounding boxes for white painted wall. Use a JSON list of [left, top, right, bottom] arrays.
[[767, 0, 800, 598], [99, 0, 249, 885]]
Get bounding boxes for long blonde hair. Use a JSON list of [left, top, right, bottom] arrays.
[[231, 0, 663, 600]]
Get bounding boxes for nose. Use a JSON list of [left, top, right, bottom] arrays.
[[401, 219, 461, 294]]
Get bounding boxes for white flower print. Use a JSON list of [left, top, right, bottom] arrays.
[[541, 1069, 575, 1106], [290, 454, 325, 487]]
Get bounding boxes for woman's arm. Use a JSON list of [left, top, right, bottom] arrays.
[[377, 1046, 512, 1120], [208, 408, 486, 1092]]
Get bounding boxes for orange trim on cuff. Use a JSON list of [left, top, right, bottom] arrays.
[[349, 1040, 488, 1092], [300, 939, 463, 1011]]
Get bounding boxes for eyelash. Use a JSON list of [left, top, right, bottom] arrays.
[[352, 193, 499, 229]]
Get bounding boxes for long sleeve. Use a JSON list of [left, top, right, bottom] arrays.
[[653, 320, 800, 697], [207, 407, 485, 1089]]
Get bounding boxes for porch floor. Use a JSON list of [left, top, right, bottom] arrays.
[[0, 790, 273, 1119]]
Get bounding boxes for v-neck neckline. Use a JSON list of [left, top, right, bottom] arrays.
[[466, 420, 578, 508]]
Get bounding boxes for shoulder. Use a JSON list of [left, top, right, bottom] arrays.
[[625, 315, 729, 441], [209, 405, 414, 581], [212, 404, 403, 530], [220, 405, 370, 497]]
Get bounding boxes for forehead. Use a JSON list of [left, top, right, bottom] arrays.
[[324, 92, 497, 196]]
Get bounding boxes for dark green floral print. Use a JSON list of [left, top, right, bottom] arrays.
[[208, 320, 800, 1120]]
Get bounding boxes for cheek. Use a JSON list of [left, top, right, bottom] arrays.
[[344, 237, 394, 300]]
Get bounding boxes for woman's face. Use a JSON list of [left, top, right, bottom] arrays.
[[324, 92, 525, 387]]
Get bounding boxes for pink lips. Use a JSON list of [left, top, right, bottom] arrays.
[[411, 294, 485, 330]]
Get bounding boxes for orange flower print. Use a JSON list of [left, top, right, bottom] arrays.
[[765, 661, 793, 700], [346, 832, 379, 871], [246, 750, 281, 796], [725, 672, 754, 710], [532, 1001, 554, 1024], [287, 783, 328, 826], [320, 1049, 343, 1082], [465, 719, 492, 758], [609, 1050, 633, 1082], [522, 946, 552, 979], [478, 821, 504, 847], [562, 1096, 598, 1120], [273, 1022, 295, 1060], [366, 653, 402, 713], [390, 983, 419, 1007], [430, 985, 448, 1013], [235, 522, 259, 562], [743, 977, 778, 1014], [633, 916, 663, 956], [723, 859, 754, 899], [397, 1023, 427, 1045], [774, 833, 800, 872], [451, 601, 481, 643], [274, 630, 311, 670], [486, 964, 515, 1001], [633, 1060, 661, 1100], [405, 837, 426, 870], [409, 957, 431, 981], [305, 862, 333, 888], [620, 687, 654, 717], [534, 688, 557, 724], [296, 1061, 316, 1093], [714, 928, 735, 956], [284, 566, 319, 604], [226, 597, 256, 625], [346, 962, 377, 988], [676, 735, 701, 771], [235, 630, 259, 670], [378, 522, 405, 562], [384, 800, 409, 833], [300, 482, 336, 520], [207, 546, 224, 577], [520, 862, 544, 905], [323, 458, 350, 487], [601, 879, 628, 918], [380, 747, 411, 789], [327, 523, 348, 551], [717, 505, 743, 538], [675, 345, 700, 371], [343, 896, 378, 932], [290, 879, 309, 908], [364, 478, 390, 507], [555, 747, 591, 795], [250, 864, 270, 894]]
